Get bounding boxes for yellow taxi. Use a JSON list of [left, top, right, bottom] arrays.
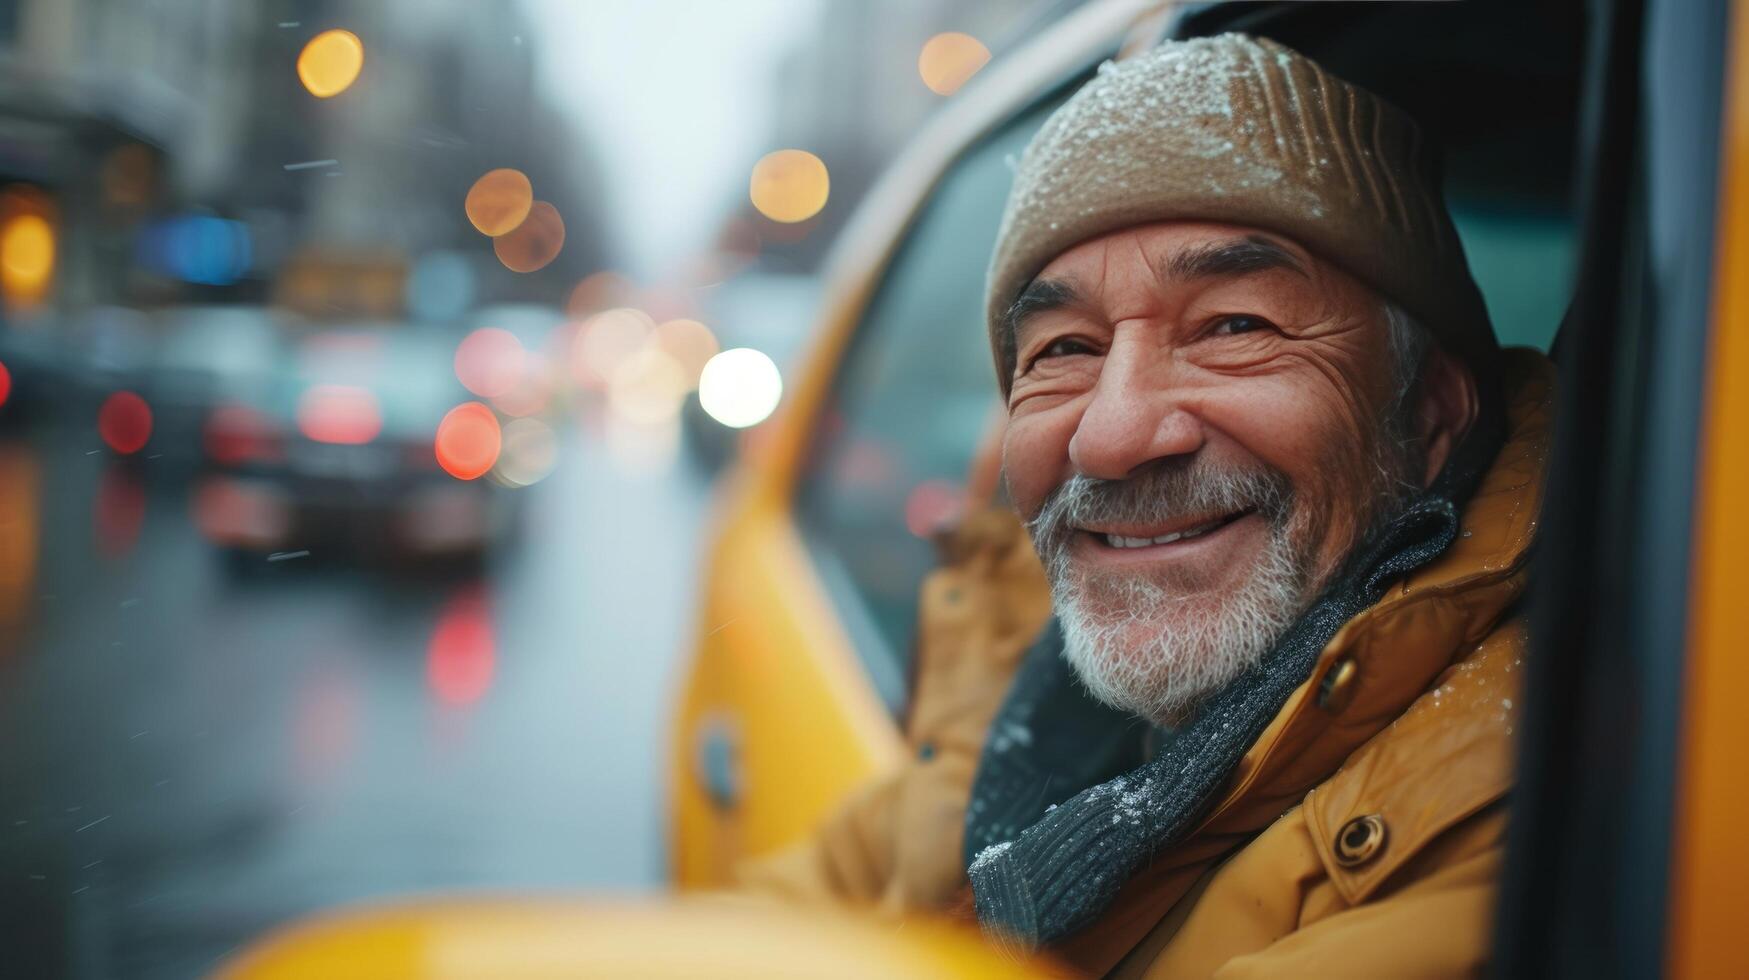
[[222, 0, 1749, 974]]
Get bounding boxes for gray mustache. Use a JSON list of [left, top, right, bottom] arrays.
[[1028, 459, 1294, 552]]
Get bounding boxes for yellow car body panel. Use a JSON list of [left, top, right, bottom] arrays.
[[1669, 2, 1749, 977], [215, 899, 1064, 980]]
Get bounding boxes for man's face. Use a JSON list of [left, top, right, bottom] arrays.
[[1001, 221, 1428, 723]]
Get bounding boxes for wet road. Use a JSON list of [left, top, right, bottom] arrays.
[[0, 420, 710, 979]]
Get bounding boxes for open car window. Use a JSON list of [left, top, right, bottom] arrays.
[[795, 93, 1076, 710]]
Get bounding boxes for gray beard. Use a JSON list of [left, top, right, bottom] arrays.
[[1029, 435, 1421, 726]]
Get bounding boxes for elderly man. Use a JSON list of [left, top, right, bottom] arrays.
[[743, 34, 1549, 978]]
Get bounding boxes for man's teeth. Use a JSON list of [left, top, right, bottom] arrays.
[[1102, 519, 1225, 549]]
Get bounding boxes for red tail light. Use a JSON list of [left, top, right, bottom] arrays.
[[98, 391, 152, 455]]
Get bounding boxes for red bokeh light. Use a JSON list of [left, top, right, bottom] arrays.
[[0, 358, 11, 409], [428, 589, 494, 706], [98, 391, 152, 455], [94, 463, 145, 557], [454, 327, 525, 399], [297, 385, 382, 445], [435, 401, 501, 480]]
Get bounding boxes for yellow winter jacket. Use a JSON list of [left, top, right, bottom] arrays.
[[741, 349, 1552, 979]]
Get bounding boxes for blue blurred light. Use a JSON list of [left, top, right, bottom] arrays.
[[406, 250, 476, 324], [138, 215, 252, 286]]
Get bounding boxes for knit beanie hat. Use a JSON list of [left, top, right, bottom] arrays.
[[985, 34, 1497, 392]]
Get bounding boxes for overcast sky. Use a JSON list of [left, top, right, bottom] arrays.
[[518, 0, 823, 282]]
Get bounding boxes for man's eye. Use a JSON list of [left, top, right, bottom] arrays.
[[1037, 338, 1094, 360], [1210, 315, 1276, 336]]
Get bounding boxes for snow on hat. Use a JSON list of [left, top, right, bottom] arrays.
[[985, 34, 1496, 392]]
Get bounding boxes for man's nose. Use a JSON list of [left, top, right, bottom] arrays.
[[1067, 345, 1204, 480]]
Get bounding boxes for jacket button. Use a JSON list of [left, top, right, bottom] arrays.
[[1334, 814, 1388, 867], [1317, 656, 1359, 712]]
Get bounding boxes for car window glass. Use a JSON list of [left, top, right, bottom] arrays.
[[1449, 202, 1573, 351], [797, 93, 1072, 711]]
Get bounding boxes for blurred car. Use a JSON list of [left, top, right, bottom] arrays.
[[669, 0, 1584, 887], [193, 326, 519, 567], [136, 304, 288, 470]]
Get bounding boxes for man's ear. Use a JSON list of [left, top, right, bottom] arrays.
[[1414, 347, 1480, 488]]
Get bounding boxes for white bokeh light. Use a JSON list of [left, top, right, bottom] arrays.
[[697, 347, 782, 429]]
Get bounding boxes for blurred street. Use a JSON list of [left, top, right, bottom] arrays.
[[0, 418, 709, 979]]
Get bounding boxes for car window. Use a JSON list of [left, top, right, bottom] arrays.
[[797, 93, 1074, 710], [1449, 202, 1574, 351]]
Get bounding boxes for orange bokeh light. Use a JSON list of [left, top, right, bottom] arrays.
[[296, 385, 382, 445], [1, 212, 53, 304], [566, 270, 634, 317], [654, 318, 720, 386], [749, 149, 829, 224], [435, 402, 501, 480], [493, 200, 565, 273], [98, 391, 152, 454], [918, 32, 991, 96], [609, 347, 688, 425], [570, 307, 654, 388], [464, 168, 533, 237], [297, 29, 365, 98]]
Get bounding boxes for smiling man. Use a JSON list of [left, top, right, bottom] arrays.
[[741, 34, 1551, 978]]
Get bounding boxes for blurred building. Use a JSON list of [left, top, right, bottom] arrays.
[[745, 0, 1068, 272], [0, 0, 609, 323]]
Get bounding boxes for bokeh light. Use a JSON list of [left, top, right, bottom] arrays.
[[463, 168, 533, 237], [698, 348, 783, 428], [204, 404, 281, 466], [435, 402, 502, 481], [570, 307, 653, 388], [904, 479, 965, 538], [0, 359, 10, 409], [654, 318, 720, 387], [296, 385, 382, 445], [0, 212, 53, 303], [191, 477, 289, 549], [454, 327, 526, 399], [749, 149, 829, 224], [609, 347, 688, 425], [428, 590, 494, 707], [98, 391, 152, 454], [566, 270, 634, 317], [918, 32, 991, 96], [492, 200, 565, 273], [297, 29, 365, 98], [489, 352, 554, 418], [94, 464, 145, 558], [495, 417, 558, 487], [137, 215, 250, 286]]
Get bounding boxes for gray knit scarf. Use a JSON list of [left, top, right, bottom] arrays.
[[966, 491, 1462, 948]]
